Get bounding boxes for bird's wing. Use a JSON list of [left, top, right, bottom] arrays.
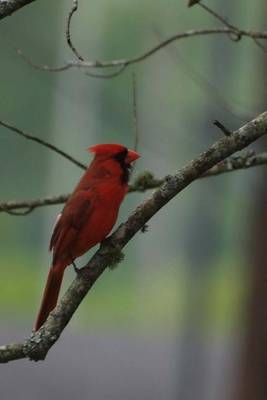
[[50, 190, 94, 264]]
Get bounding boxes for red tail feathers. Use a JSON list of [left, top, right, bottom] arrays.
[[35, 265, 64, 330]]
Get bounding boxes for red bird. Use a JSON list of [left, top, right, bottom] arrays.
[[35, 143, 140, 330]]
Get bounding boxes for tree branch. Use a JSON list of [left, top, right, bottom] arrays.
[[17, 27, 267, 75], [0, 0, 37, 20], [0, 150, 266, 215], [0, 111, 267, 362], [66, 0, 84, 61], [0, 120, 87, 170]]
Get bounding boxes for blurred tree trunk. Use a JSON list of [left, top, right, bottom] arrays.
[[236, 5, 267, 396], [235, 169, 267, 400], [236, 169, 267, 400]]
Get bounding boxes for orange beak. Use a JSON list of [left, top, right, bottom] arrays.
[[125, 149, 140, 164]]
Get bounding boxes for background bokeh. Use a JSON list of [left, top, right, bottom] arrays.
[[0, 0, 266, 399]]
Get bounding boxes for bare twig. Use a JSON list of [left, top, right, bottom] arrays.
[[0, 194, 69, 214], [214, 120, 233, 136], [0, 0, 37, 20], [199, 2, 237, 31], [0, 120, 87, 170], [1, 111, 267, 362], [199, 2, 241, 41], [1, 150, 267, 215], [85, 65, 127, 79], [66, 0, 84, 61], [17, 27, 267, 75], [253, 38, 267, 53], [198, 2, 267, 49], [0, 205, 35, 216]]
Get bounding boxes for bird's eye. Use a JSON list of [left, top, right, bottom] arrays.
[[113, 148, 128, 163]]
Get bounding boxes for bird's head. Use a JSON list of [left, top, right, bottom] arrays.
[[87, 143, 140, 183], [88, 143, 139, 164]]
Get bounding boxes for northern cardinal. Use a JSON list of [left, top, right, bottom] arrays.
[[35, 143, 140, 330]]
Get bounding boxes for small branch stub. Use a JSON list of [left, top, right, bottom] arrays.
[[188, 0, 201, 7], [214, 120, 233, 136]]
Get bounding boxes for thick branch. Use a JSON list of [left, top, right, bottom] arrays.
[[0, 0, 37, 20], [1, 151, 267, 215], [0, 194, 69, 215], [0, 111, 267, 362]]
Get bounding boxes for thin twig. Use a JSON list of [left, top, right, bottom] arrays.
[[66, 0, 84, 61], [198, 2, 241, 41], [214, 120, 233, 136], [85, 65, 127, 79], [17, 27, 267, 75], [0, 205, 35, 216], [0, 120, 87, 170], [253, 38, 267, 53], [0, 194, 69, 214], [198, 1, 267, 50], [1, 150, 267, 215], [199, 2, 236, 31]]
